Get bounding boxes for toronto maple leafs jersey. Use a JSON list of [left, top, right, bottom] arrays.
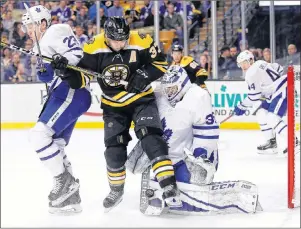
[[241, 60, 286, 108], [155, 84, 219, 168], [33, 24, 84, 91]]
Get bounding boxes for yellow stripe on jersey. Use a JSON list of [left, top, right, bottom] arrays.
[[112, 91, 128, 100], [196, 69, 208, 77], [152, 63, 167, 73], [153, 61, 169, 66], [101, 87, 154, 107], [80, 72, 86, 88]]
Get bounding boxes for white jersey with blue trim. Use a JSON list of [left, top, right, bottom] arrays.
[[33, 24, 84, 91], [241, 60, 286, 107], [155, 84, 219, 165]]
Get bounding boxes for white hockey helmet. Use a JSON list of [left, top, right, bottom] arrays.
[[236, 50, 254, 68], [21, 5, 51, 32], [161, 65, 192, 106]]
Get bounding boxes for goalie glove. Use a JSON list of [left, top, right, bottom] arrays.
[[126, 69, 151, 94], [184, 148, 216, 185]]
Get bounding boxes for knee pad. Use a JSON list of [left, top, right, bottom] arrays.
[[266, 112, 283, 129], [29, 122, 55, 151], [135, 126, 163, 140], [105, 145, 128, 169], [141, 134, 168, 161], [256, 108, 269, 125], [105, 131, 132, 147]]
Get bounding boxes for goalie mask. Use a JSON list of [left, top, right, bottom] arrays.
[[161, 65, 192, 106]]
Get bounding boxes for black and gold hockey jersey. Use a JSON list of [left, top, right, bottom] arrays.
[[172, 56, 208, 87], [77, 31, 168, 108]]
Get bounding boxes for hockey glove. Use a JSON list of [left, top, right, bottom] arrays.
[[126, 69, 151, 94], [51, 54, 68, 71], [37, 63, 54, 83], [234, 102, 247, 116]]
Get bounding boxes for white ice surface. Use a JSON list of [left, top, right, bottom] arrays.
[[1, 129, 300, 227]]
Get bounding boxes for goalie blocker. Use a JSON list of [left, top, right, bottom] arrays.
[[126, 142, 263, 216]]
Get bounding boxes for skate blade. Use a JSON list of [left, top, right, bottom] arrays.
[[51, 182, 80, 206], [49, 204, 82, 215], [257, 148, 278, 155], [104, 197, 123, 213]]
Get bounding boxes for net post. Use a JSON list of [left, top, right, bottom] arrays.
[[287, 65, 295, 209]]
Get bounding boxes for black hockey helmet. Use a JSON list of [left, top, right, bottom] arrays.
[[171, 43, 184, 52], [104, 17, 130, 41]]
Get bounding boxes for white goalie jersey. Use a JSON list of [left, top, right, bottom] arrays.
[[155, 84, 219, 168], [241, 60, 286, 107], [33, 24, 84, 90]]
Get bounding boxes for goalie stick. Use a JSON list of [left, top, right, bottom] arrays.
[[0, 42, 128, 86]]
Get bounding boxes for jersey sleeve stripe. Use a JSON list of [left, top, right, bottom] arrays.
[[193, 134, 219, 139], [248, 92, 261, 96], [65, 47, 83, 53], [192, 125, 219, 130], [247, 96, 260, 101]]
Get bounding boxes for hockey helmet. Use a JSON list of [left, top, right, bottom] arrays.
[[104, 17, 130, 41], [21, 5, 51, 32], [236, 50, 254, 68]]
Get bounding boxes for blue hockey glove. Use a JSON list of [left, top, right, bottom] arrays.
[[234, 102, 247, 116], [37, 63, 54, 83]]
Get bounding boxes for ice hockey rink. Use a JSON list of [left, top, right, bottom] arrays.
[[1, 129, 300, 228]]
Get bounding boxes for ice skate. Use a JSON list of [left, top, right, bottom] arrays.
[[257, 137, 278, 154], [48, 169, 80, 206], [103, 184, 124, 213], [49, 185, 82, 215], [283, 138, 300, 154], [162, 183, 182, 207]]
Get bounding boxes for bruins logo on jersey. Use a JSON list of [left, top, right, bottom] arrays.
[[86, 37, 95, 45], [102, 64, 129, 87]]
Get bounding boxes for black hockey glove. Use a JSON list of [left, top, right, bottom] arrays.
[[126, 69, 151, 94], [51, 54, 68, 71]]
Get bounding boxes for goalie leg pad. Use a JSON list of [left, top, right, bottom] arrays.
[[141, 180, 261, 216]]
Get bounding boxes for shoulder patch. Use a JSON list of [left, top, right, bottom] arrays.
[[128, 31, 152, 49], [86, 37, 95, 45], [83, 33, 108, 54]]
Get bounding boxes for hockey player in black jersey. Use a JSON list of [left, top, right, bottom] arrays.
[[171, 43, 208, 88], [53, 17, 182, 212]]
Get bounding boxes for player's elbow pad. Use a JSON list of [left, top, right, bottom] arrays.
[[195, 75, 208, 86]]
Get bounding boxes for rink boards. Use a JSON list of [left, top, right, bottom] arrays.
[[0, 81, 290, 130]]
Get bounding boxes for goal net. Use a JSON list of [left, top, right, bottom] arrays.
[[288, 65, 300, 209]]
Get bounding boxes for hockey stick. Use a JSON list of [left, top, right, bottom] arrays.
[[0, 42, 128, 86], [24, 3, 49, 93], [220, 114, 234, 124]]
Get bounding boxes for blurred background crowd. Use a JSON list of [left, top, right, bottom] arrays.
[[1, 0, 300, 83]]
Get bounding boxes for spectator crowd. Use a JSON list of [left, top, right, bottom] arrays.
[[1, 0, 300, 83]]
